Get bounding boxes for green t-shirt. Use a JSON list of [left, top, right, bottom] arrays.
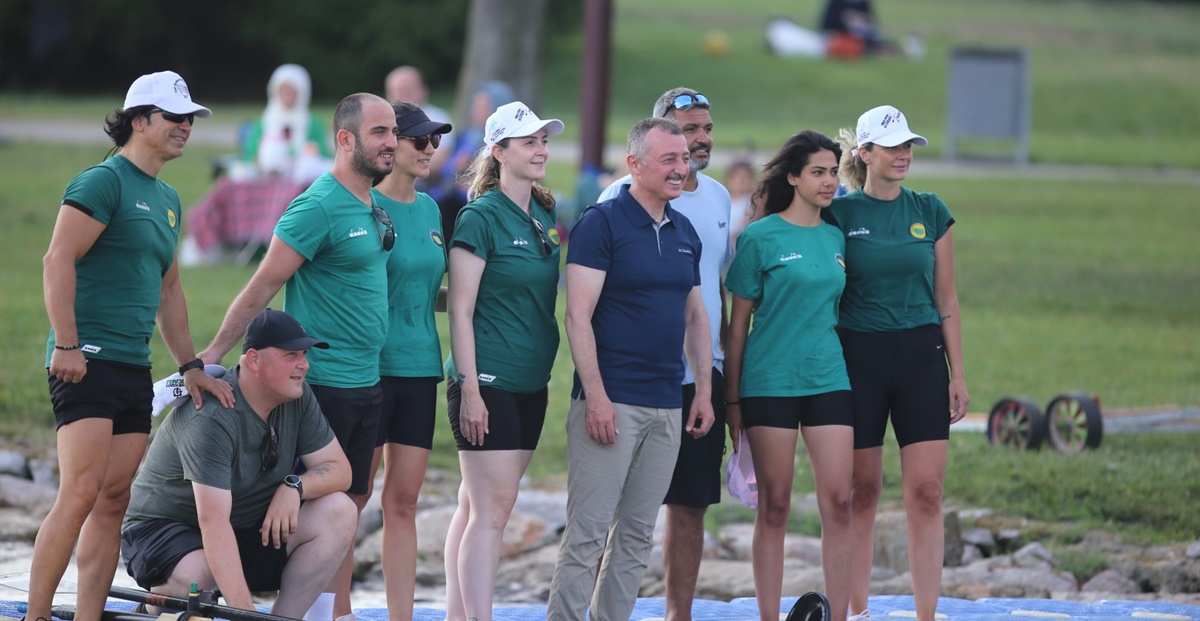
[[123, 365, 335, 531], [725, 215, 849, 397], [372, 189, 446, 379], [445, 189, 560, 393], [45, 155, 181, 367], [274, 172, 389, 388], [827, 187, 954, 332]]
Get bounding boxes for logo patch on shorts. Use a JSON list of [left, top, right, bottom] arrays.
[[81, 344, 101, 354], [910, 223, 927, 239], [478, 373, 497, 383]]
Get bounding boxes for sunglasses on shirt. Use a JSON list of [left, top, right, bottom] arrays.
[[531, 217, 552, 258], [260, 422, 279, 471], [398, 133, 443, 150], [149, 108, 195, 125], [371, 204, 396, 252]]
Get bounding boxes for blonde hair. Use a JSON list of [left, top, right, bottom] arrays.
[[462, 141, 556, 209], [836, 127, 870, 191]]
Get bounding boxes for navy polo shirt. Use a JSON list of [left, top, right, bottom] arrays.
[[567, 186, 703, 408]]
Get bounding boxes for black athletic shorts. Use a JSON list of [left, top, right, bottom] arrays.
[[374, 376, 439, 450], [48, 358, 152, 435], [310, 382, 383, 495], [838, 324, 951, 449], [446, 379, 547, 451], [741, 390, 854, 430], [121, 518, 288, 592], [663, 367, 727, 508]]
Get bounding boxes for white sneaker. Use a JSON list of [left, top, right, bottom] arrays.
[[848, 609, 871, 621], [334, 614, 357, 621]]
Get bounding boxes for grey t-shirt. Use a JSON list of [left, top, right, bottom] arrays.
[[124, 365, 334, 531]]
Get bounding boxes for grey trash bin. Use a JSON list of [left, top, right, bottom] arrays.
[[945, 48, 1032, 165]]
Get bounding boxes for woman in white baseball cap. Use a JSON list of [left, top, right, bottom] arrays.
[[829, 105, 969, 621], [442, 101, 564, 621]]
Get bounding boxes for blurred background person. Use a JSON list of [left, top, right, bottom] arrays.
[[725, 158, 756, 257], [244, 63, 333, 183], [436, 80, 516, 243], [819, 0, 897, 57], [385, 66, 455, 193]]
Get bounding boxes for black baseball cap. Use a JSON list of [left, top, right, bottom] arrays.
[[395, 107, 453, 137], [242, 308, 330, 353]]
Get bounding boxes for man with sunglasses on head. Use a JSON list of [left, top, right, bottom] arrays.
[[122, 308, 355, 619], [593, 87, 731, 621], [199, 92, 398, 620], [30, 70, 236, 621]]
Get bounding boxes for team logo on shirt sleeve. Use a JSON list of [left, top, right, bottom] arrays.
[[547, 227, 561, 246], [430, 229, 444, 247], [910, 223, 927, 239], [167, 208, 177, 229]]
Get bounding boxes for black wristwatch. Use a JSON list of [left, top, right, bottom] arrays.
[[178, 357, 205, 375], [283, 474, 303, 499]]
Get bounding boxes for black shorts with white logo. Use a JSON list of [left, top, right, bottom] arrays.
[[48, 358, 152, 435]]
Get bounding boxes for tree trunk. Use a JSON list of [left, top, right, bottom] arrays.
[[455, 0, 549, 126]]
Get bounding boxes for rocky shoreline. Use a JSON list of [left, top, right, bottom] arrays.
[[2, 445, 1198, 608]]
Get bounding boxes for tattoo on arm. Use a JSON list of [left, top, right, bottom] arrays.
[[310, 463, 333, 477], [941, 314, 952, 321]]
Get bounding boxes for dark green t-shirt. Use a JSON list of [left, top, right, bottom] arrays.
[[274, 172, 389, 387], [445, 189, 560, 393], [123, 365, 335, 531], [372, 189, 446, 379], [827, 187, 954, 332], [725, 215, 849, 397], [46, 155, 180, 367]]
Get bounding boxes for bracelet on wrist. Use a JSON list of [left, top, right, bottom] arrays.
[[178, 357, 205, 375], [54, 343, 81, 351], [726, 400, 741, 405]]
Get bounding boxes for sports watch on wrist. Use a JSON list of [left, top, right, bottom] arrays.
[[178, 357, 205, 375], [283, 474, 303, 499]]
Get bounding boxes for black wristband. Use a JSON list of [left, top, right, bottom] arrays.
[[726, 400, 741, 405], [178, 358, 205, 375], [54, 343, 81, 351]]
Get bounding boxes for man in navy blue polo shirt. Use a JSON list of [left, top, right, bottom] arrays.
[[546, 117, 715, 621]]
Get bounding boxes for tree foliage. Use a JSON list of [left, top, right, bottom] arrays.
[[1, 0, 582, 101]]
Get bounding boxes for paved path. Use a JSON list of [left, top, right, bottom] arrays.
[[3, 119, 1200, 185]]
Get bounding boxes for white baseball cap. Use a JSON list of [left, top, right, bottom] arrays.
[[855, 104, 926, 149], [123, 70, 212, 118], [483, 101, 563, 146]]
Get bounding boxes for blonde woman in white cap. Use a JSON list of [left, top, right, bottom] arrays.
[[442, 101, 564, 621], [29, 70, 233, 621], [830, 105, 970, 621]]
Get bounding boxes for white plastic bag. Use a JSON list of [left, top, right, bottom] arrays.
[[725, 433, 758, 508]]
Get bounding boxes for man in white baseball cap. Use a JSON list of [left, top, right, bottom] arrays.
[[123, 70, 213, 119], [28, 69, 229, 621]]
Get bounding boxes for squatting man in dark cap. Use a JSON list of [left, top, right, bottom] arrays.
[[120, 308, 356, 619]]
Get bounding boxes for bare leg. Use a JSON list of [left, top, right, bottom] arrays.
[[456, 449, 534, 621], [899, 440, 948, 621], [443, 481, 469, 621], [662, 504, 705, 621], [277, 493, 358, 619], [848, 447, 883, 616], [746, 426, 798, 621], [25, 419, 138, 621], [329, 490, 369, 619], [380, 443, 431, 621], [800, 425, 854, 621]]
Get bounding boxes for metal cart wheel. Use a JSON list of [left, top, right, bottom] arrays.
[[987, 396, 1047, 450], [1045, 392, 1103, 451]]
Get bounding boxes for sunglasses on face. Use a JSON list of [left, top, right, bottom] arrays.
[[531, 217, 552, 258], [260, 422, 279, 471], [398, 133, 442, 150], [371, 204, 396, 252], [150, 108, 195, 125], [664, 93, 711, 115]]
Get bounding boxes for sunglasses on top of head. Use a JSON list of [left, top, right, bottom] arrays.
[[664, 93, 710, 115], [149, 108, 195, 125], [371, 204, 396, 252], [397, 133, 442, 150]]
